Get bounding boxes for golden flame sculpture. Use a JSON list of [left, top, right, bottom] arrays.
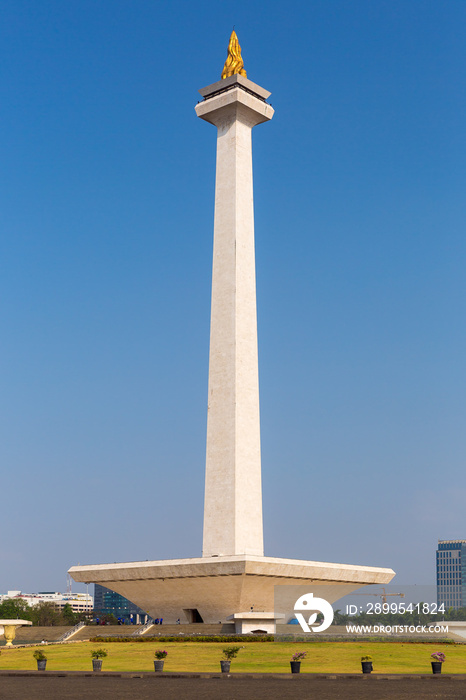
[[221, 30, 247, 79]]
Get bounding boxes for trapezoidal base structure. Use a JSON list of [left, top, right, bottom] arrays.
[[69, 554, 394, 624]]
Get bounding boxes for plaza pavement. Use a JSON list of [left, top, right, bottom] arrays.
[[0, 672, 465, 699]]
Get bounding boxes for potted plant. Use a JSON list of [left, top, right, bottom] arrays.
[[33, 649, 47, 671], [220, 646, 241, 673], [154, 649, 168, 671], [361, 655, 373, 674], [290, 651, 307, 673], [431, 652, 445, 674], [91, 648, 108, 671]]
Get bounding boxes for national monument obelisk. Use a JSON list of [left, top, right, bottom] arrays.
[[69, 34, 395, 624], [197, 33, 273, 559]]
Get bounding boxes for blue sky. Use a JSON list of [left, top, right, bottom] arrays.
[[1, 0, 465, 594]]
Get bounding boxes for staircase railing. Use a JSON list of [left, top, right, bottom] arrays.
[[57, 620, 87, 642], [132, 618, 154, 636]]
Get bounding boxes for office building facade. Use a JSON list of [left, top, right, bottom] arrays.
[[0, 590, 93, 614], [436, 540, 466, 610]]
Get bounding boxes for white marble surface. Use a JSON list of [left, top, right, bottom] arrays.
[[195, 83, 273, 558], [0, 619, 32, 625], [227, 611, 285, 634], [69, 554, 395, 623]]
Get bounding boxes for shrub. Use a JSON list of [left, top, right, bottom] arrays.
[[33, 650, 47, 661], [154, 649, 168, 659], [291, 651, 307, 662], [222, 646, 241, 660], [361, 655, 373, 662], [91, 648, 108, 659]]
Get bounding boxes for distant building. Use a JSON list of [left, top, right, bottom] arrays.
[[0, 590, 93, 614], [436, 540, 466, 610], [93, 584, 148, 624]]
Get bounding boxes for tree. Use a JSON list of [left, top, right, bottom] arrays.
[[61, 603, 78, 626], [30, 602, 62, 626], [61, 603, 77, 626], [0, 599, 32, 621]]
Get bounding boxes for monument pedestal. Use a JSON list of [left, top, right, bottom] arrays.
[[69, 554, 394, 624]]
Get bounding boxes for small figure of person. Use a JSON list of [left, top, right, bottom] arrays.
[[176, 618, 180, 625]]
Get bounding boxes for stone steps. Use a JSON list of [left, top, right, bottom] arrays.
[[72, 625, 144, 640], [10, 626, 71, 643]]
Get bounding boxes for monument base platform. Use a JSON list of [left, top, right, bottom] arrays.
[[69, 555, 395, 624]]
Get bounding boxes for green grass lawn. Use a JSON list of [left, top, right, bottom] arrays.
[[0, 641, 464, 674]]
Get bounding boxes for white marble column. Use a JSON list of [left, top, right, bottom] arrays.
[[195, 75, 274, 557]]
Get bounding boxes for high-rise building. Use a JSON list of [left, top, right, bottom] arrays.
[[436, 540, 466, 610]]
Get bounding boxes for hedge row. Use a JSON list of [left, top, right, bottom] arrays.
[[88, 634, 456, 645], [89, 635, 274, 643]]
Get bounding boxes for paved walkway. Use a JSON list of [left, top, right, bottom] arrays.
[[0, 672, 465, 699]]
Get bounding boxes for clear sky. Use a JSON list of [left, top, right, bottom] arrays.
[[1, 0, 465, 595]]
